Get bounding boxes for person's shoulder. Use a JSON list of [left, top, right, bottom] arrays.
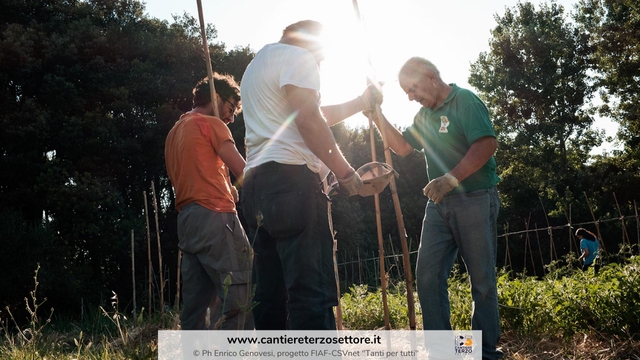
[[205, 115, 229, 128], [451, 84, 477, 98], [260, 43, 307, 56], [451, 84, 486, 106], [187, 112, 226, 127], [257, 43, 281, 53]]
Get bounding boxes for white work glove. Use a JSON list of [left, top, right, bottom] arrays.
[[423, 173, 459, 204], [337, 168, 363, 197]]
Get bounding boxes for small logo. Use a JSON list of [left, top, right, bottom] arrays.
[[454, 334, 474, 355], [439, 116, 450, 133]]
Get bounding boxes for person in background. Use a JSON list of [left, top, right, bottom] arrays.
[[240, 20, 381, 330], [165, 73, 253, 330], [576, 227, 600, 274], [370, 57, 503, 359]]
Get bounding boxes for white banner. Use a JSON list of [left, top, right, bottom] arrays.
[[158, 330, 482, 359]]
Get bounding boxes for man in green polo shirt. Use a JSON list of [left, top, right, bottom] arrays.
[[372, 57, 502, 360]]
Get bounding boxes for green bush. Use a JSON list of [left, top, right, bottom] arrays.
[[340, 255, 640, 340], [498, 255, 640, 337], [340, 283, 420, 330]]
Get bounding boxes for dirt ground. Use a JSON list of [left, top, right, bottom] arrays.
[[500, 331, 640, 360]]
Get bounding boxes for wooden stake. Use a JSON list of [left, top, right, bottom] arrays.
[[143, 190, 152, 319], [172, 254, 182, 328], [523, 220, 529, 274], [351, 0, 389, 330], [635, 200, 639, 248], [370, 123, 390, 330], [524, 217, 536, 276], [357, 247, 362, 284], [534, 223, 545, 275], [613, 192, 632, 246], [565, 204, 578, 253], [504, 224, 512, 270], [131, 229, 137, 321], [538, 195, 557, 262], [176, 250, 182, 314], [151, 181, 165, 319], [351, 0, 416, 328], [584, 192, 608, 255], [375, 104, 416, 329], [333, 238, 343, 330], [323, 178, 343, 330], [196, 0, 220, 118]]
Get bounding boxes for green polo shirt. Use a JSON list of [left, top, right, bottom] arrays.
[[403, 84, 500, 194]]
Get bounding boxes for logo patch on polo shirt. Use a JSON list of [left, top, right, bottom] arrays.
[[439, 116, 450, 133]]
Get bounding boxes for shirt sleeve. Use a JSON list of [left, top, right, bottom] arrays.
[[204, 116, 234, 152], [402, 112, 427, 151], [459, 95, 496, 145]]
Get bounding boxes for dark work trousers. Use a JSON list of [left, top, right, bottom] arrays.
[[241, 162, 338, 330], [177, 203, 254, 330]]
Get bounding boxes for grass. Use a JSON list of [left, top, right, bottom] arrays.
[[1, 265, 160, 359], [340, 254, 640, 359], [2, 256, 640, 359]]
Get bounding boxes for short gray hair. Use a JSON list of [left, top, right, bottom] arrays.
[[399, 57, 441, 81]]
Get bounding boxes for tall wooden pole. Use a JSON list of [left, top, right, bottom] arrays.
[[584, 192, 608, 255], [504, 224, 512, 270], [370, 118, 390, 329], [151, 181, 165, 319], [131, 229, 137, 321], [538, 195, 557, 262], [526, 229, 536, 277], [352, 0, 415, 329], [175, 250, 182, 313], [143, 191, 152, 319], [373, 104, 416, 330], [635, 200, 639, 249], [613, 192, 632, 246], [196, 0, 220, 117], [534, 224, 547, 274], [323, 178, 343, 330], [352, 0, 389, 330]]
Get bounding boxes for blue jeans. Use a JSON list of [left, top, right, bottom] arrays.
[[416, 187, 502, 360], [241, 162, 338, 330]]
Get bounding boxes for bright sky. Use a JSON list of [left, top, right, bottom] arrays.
[[142, 0, 618, 153]]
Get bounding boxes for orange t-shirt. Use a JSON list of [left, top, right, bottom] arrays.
[[165, 112, 236, 213]]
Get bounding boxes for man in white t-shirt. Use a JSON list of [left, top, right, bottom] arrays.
[[240, 20, 381, 330]]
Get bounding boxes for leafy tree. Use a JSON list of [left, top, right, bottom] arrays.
[[469, 1, 598, 235], [575, 0, 640, 206], [0, 0, 253, 316]]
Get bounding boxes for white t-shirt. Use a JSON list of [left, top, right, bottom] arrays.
[[241, 43, 327, 176]]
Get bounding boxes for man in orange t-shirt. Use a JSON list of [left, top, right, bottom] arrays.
[[165, 73, 253, 330]]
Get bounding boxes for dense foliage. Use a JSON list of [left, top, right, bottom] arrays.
[[469, 1, 597, 226], [0, 0, 638, 326], [341, 255, 640, 340], [468, 0, 640, 274], [0, 0, 253, 318]]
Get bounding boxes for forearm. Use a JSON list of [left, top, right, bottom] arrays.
[[579, 249, 588, 261], [449, 136, 498, 182], [297, 111, 353, 178], [286, 84, 354, 178], [321, 97, 365, 126], [218, 140, 247, 185], [371, 110, 414, 157]]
